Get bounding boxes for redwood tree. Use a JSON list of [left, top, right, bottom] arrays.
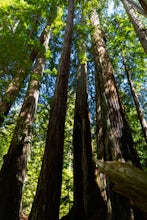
[[29, 1, 74, 219], [72, 56, 107, 219], [90, 8, 144, 220]]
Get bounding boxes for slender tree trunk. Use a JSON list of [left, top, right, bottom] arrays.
[[90, 9, 144, 220], [94, 55, 105, 161], [127, 0, 147, 17], [0, 71, 28, 125], [29, 1, 74, 220], [73, 58, 107, 220], [0, 22, 51, 220], [121, 0, 147, 54], [72, 65, 86, 220], [0, 14, 54, 126], [122, 54, 147, 143]]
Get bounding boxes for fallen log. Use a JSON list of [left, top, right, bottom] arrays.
[[96, 160, 147, 214]]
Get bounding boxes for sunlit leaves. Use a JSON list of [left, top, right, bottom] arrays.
[[52, 7, 65, 35], [60, 168, 73, 218], [0, 0, 30, 10], [44, 67, 58, 76]]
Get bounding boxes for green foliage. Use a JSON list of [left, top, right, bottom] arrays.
[[59, 91, 75, 218], [0, 1, 33, 77], [22, 141, 44, 214], [44, 67, 58, 76], [60, 168, 73, 218], [0, 107, 20, 168], [52, 7, 65, 35], [0, 124, 14, 168], [124, 105, 147, 169]]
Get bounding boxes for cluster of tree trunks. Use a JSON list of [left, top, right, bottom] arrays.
[[71, 42, 107, 219], [0, 1, 146, 220]]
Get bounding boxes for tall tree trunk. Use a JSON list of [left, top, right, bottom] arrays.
[[0, 22, 51, 220], [121, 0, 147, 54], [90, 9, 144, 220], [94, 54, 109, 214], [73, 57, 107, 220], [0, 15, 54, 126], [122, 54, 147, 143], [72, 65, 87, 220], [29, 1, 74, 220]]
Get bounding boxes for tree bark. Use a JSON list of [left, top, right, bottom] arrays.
[[90, 9, 143, 220], [0, 72, 26, 125], [96, 160, 147, 217], [29, 1, 74, 220], [138, 0, 147, 14], [0, 14, 55, 126], [72, 65, 87, 220], [122, 54, 147, 143], [121, 0, 147, 54], [127, 0, 147, 17], [0, 22, 51, 220], [72, 59, 107, 220], [91, 9, 141, 167]]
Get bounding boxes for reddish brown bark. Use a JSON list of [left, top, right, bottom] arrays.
[[28, 1, 74, 220], [91, 9, 143, 220], [72, 61, 107, 220], [91, 9, 141, 166]]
